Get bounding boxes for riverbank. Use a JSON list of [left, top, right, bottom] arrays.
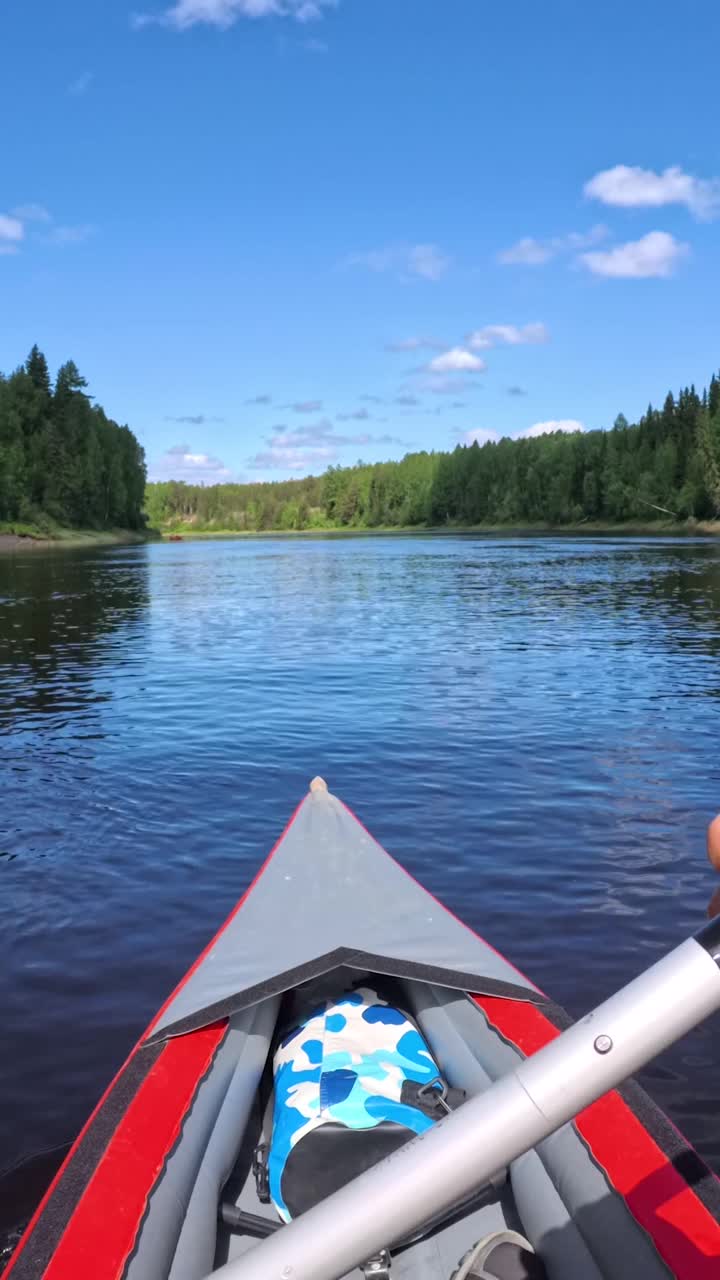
[[0, 525, 155, 554], [158, 518, 720, 540]]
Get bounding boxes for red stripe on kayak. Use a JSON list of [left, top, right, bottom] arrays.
[[474, 995, 720, 1279], [5, 797, 306, 1279], [41, 1023, 226, 1280]]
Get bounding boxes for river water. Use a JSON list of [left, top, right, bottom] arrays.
[[1, 534, 720, 1249]]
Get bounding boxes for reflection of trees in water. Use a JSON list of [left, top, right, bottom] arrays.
[[507, 543, 720, 662], [0, 549, 150, 732], [639, 548, 720, 653]]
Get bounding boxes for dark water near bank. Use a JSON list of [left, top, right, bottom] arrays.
[[2, 534, 720, 1247]]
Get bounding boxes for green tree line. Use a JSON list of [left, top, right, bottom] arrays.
[[0, 346, 147, 531], [146, 372, 720, 532]]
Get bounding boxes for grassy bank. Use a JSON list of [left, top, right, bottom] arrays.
[[0, 522, 156, 553], [158, 519, 720, 540]]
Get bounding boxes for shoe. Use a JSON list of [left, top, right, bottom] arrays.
[[452, 1231, 547, 1280]]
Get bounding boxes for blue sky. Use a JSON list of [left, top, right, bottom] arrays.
[[2, 0, 719, 483]]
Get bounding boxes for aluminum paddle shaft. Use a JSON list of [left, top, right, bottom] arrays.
[[211, 920, 720, 1280]]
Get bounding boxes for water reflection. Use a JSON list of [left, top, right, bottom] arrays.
[[0, 548, 150, 736]]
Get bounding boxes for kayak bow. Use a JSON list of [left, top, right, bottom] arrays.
[[6, 780, 720, 1280]]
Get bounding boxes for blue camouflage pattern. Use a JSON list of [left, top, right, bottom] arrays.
[[268, 987, 440, 1221]]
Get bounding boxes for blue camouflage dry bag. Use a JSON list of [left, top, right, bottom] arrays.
[[267, 985, 452, 1223]]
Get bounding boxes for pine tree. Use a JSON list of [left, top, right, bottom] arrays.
[[25, 345, 52, 399]]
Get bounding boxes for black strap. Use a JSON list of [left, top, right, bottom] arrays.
[[252, 1143, 271, 1204], [219, 1203, 282, 1239], [400, 1077, 467, 1119]]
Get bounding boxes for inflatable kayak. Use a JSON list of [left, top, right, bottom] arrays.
[[6, 779, 720, 1280]]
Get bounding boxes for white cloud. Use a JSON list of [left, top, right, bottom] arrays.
[[580, 230, 688, 279], [428, 348, 486, 374], [584, 164, 720, 221], [467, 322, 549, 350], [498, 225, 607, 266], [0, 215, 24, 244], [521, 420, 586, 439], [134, 0, 336, 30], [346, 242, 451, 282], [69, 71, 94, 96], [151, 443, 233, 482], [459, 428, 500, 446]]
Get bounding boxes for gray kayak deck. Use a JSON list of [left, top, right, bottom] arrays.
[[151, 784, 539, 1041]]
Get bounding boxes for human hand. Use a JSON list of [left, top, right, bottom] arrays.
[[706, 816, 720, 919]]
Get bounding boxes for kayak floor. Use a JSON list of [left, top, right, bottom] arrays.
[[216, 1122, 520, 1280]]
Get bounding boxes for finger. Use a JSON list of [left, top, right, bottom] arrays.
[[708, 886, 720, 920], [708, 815, 720, 872]]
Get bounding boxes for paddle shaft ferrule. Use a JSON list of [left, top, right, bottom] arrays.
[[212, 931, 720, 1280]]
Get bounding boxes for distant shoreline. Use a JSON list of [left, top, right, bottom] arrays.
[[3, 521, 718, 555], [0, 527, 155, 554], [157, 520, 720, 540]]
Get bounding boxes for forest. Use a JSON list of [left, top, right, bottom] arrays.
[[145, 373, 720, 532], [0, 346, 147, 531]]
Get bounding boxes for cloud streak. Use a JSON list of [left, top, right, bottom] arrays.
[[249, 445, 335, 471], [11, 204, 51, 224], [584, 164, 720, 221], [283, 399, 324, 413], [336, 408, 370, 421], [385, 336, 444, 352], [422, 376, 477, 396], [346, 242, 451, 282], [164, 413, 225, 424], [133, 0, 337, 30], [467, 323, 549, 350], [580, 230, 688, 279], [69, 71, 94, 96], [248, 419, 412, 470], [498, 226, 608, 266], [44, 224, 95, 246]]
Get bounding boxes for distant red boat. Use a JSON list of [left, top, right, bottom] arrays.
[[169, 535, 184, 542]]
